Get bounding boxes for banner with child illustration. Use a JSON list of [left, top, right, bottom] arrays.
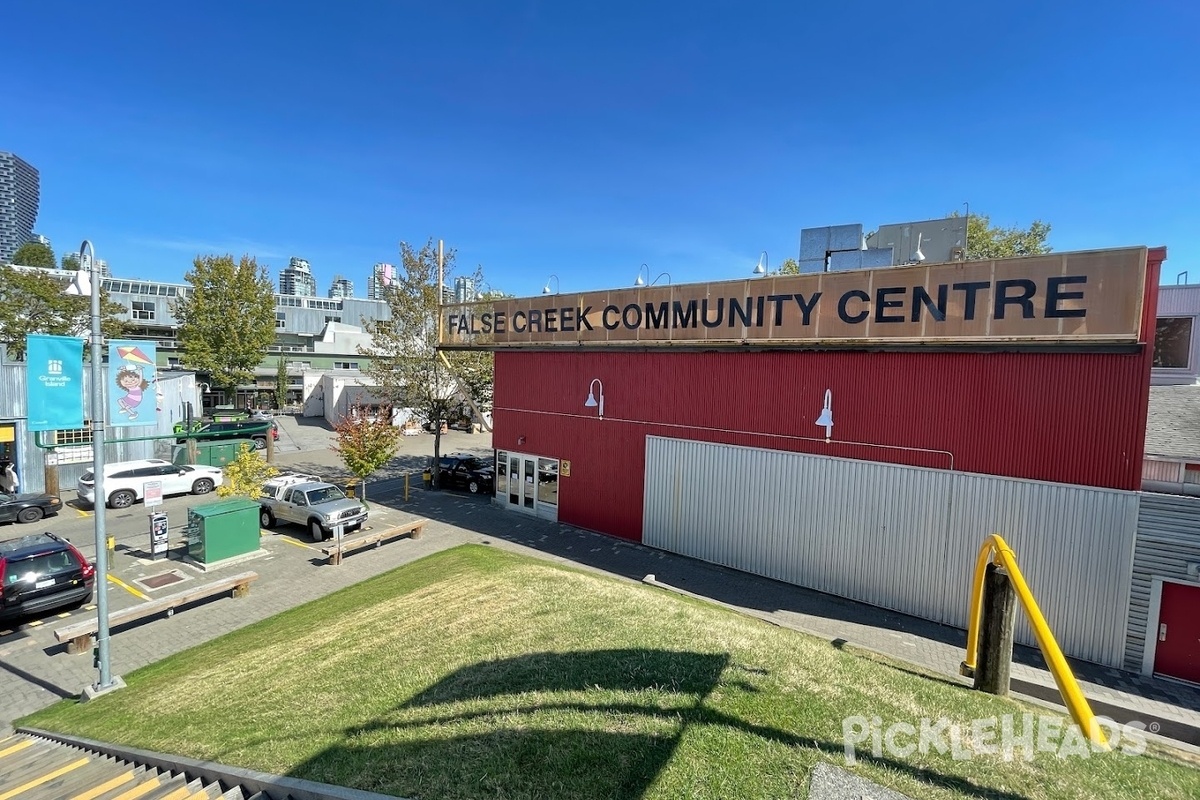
[[108, 341, 161, 428]]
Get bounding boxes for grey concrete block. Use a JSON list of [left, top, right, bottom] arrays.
[[800, 227, 830, 260], [798, 258, 825, 274], [828, 223, 864, 252], [808, 763, 914, 799], [862, 246, 895, 268], [828, 250, 863, 272]]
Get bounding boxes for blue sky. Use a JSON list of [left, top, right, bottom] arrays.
[[3, 1, 1197, 295]]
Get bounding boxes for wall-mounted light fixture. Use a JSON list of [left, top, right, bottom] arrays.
[[815, 389, 833, 442], [584, 378, 605, 419], [542, 274, 560, 295], [753, 250, 768, 276], [634, 263, 650, 286], [637, 268, 672, 286]]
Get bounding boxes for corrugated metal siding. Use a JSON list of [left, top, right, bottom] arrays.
[[0, 363, 199, 494], [1143, 459, 1182, 483], [644, 436, 1137, 667], [1125, 493, 1200, 671]]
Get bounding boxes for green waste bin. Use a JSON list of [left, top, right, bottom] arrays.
[[172, 439, 255, 467], [186, 498, 260, 564]]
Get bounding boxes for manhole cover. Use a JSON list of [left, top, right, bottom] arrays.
[[136, 570, 189, 591]]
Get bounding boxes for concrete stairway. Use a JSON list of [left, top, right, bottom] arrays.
[[0, 731, 400, 800]]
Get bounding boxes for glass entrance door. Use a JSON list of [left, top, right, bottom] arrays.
[[496, 450, 558, 521]]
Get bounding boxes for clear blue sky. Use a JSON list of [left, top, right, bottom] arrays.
[[3, 1, 1196, 295]]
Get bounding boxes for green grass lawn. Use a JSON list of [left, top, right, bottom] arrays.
[[19, 544, 1200, 799]]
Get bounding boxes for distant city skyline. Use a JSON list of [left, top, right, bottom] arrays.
[[0, 151, 39, 263]]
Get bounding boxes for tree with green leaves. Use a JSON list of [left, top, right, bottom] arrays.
[[951, 211, 1052, 260], [62, 253, 80, 271], [361, 238, 494, 489], [274, 357, 288, 410], [331, 402, 403, 505], [11, 241, 56, 268], [172, 254, 277, 394], [0, 264, 126, 360], [215, 444, 279, 501], [777, 258, 800, 275]]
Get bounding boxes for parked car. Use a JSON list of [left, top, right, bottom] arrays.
[[177, 419, 274, 449], [0, 532, 94, 622], [433, 453, 495, 495], [77, 459, 224, 509], [258, 473, 368, 541], [0, 491, 64, 525]]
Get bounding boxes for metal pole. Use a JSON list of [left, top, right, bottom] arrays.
[[83, 240, 116, 692]]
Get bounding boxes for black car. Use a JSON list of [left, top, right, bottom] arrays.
[[0, 491, 63, 525], [434, 454, 495, 494], [178, 419, 273, 450], [0, 532, 95, 622]]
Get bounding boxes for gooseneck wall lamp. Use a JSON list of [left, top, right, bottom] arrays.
[[633, 263, 650, 286], [542, 274, 560, 295], [584, 378, 605, 419], [753, 251, 768, 276]]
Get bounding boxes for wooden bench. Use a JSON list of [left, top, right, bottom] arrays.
[[321, 518, 428, 565], [54, 571, 259, 655]]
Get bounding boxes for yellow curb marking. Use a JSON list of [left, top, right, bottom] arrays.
[[0, 756, 90, 800], [75, 508, 92, 518], [280, 537, 317, 551], [107, 574, 151, 601]]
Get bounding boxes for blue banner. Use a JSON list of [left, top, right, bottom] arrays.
[[109, 340, 159, 428], [25, 335, 85, 432]]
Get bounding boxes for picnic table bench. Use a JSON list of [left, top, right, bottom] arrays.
[[54, 571, 259, 655], [321, 518, 428, 565]]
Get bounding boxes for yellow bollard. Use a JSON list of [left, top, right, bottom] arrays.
[[106, 535, 116, 555]]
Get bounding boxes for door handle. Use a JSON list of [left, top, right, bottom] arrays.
[[1159, 623, 1168, 642]]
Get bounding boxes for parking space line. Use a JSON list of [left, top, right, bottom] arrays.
[[75, 509, 92, 518], [107, 574, 151, 601], [280, 537, 317, 551]]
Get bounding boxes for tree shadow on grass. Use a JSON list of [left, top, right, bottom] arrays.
[[286, 648, 1031, 800]]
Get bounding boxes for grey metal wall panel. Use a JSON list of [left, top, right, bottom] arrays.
[[644, 436, 1137, 667], [828, 224, 864, 252], [1125, 493, 1200, 671], [799, 227, 830, 261], [828, 251, 862, 272]]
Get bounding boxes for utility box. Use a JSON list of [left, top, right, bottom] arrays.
[[172, 439, 255, 467], [186, 498, 260, 564]]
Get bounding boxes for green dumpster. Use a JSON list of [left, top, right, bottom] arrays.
[[172, 439, 255, 467], [186, 498, 260, 564]]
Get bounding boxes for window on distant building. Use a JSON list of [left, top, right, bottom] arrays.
[[333, 361, 359, 370], [324, 315, 341, 324], [167, 357, 181, 368], [132, 301, 155, 320], [1154, 317, 1194, 369], [276, 312, 286, 329]]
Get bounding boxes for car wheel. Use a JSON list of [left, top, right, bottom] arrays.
[[468, 479, 481, 494], [310, 519, 326, 542], [192, 478, 215, 495], [109, 490, 136, 509], [260, 508, 276, 529], [16, 507, 43, 524], [253, 437, 267, 451]]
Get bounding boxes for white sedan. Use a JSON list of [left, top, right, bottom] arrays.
[[77, 459, 225, 509]]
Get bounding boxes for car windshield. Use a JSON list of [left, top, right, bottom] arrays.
[[305, 487, 346, 505], [3, 551, 76, 586]]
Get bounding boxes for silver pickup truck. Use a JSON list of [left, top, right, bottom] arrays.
[[258, 473, 368, 541]]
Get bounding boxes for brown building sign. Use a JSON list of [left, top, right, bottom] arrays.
[[440, 247, 1148, 350]]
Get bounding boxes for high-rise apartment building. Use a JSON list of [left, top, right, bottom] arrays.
[[279, 256, 317, 296], [454, 276, 476, 303], [328, 275, 354, 299], [367, 262, 396, 299], [0, 152, 40, 263]]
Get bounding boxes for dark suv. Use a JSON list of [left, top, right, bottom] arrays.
[[179, 420, 274, 450], [434, 454, 495, 494], [0, 532, 95, 622]]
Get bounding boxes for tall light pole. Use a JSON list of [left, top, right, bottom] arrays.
[[67, 240, 122, 698]]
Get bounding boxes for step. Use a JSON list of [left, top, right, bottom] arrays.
[[52, 766, 139, 800], [0, 739, 85, 787], [135, 775, 194, 800], [36, 756, 128, 800], [0, 750, 90, 800]]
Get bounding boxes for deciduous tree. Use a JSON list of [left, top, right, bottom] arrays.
[[62, 253, 80, 271], [951, 211, 1052, 260], [215, 444, 279, 501], [274, 357, 288, 410], [172, 254, 277, 394], [331, 402, 403, 505], [777, 258, 800, 275], [0, 264, 126, 359], [10, 241, 56, 268], [361, 238, 494, 488]]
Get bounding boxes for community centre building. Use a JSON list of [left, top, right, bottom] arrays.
[[441, 239, 1200, 686]]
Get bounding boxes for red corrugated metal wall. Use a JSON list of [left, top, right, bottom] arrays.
[[493, 249, 1166, 542]]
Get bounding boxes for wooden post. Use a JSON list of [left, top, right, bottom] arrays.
[[975, 563, 1017, 696], [44, 462, 60, 498], [265, 430, 274, 463]]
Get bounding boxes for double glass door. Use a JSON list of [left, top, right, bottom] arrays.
[[496, 450, 559, 521]]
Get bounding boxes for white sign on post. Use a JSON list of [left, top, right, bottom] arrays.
[[144, 480, 163, 508]]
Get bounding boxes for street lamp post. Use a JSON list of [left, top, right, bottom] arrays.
[[68, 240, 122, 699]]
